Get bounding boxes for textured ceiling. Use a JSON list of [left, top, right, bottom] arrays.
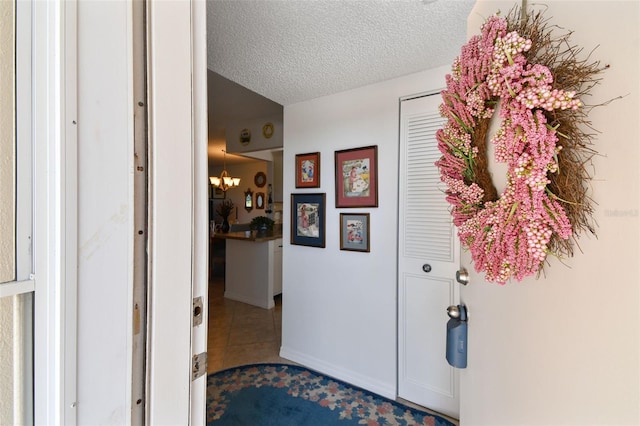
[[207, 0, 475, 106], [206, 0, 476, 164]]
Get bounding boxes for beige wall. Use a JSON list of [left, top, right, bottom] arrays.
[[0, 0, 15, 283], [460, 1, 640, 424], [0, 2, 18, 424]]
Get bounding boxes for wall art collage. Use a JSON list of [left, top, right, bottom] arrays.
[[292, 146, 377, 252]]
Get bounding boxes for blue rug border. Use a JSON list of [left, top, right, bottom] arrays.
[[207, 362, 456, 425]]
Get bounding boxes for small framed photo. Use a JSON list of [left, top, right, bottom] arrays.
[[335, 145, 378, 208], [211, 185, 225, 199], [340, 213, 370, 252], [255, 192, 265, 209], [291, 193, 326, 248], [295, 152, 321, 188]]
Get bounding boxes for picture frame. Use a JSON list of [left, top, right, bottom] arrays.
[[334, 145, 378, 208], [244, 188, 253, 212], [211, 185, 225, 199], [295, 152, 321, 188], [255, 192, 265, 209], [340, 213, 370, 252], [291, 193, 326, 248]]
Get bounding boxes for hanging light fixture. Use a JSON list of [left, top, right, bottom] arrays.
[[210, 149, 241, 191]]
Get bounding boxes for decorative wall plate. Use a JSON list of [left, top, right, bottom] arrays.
[[262, 122, 274, 139], [254, 171, 266, 188], [240, 128, 251, 145]]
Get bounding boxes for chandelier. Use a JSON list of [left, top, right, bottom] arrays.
[[209, 150, 240, 191]]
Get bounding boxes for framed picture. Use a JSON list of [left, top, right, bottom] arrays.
[[334, 145, 378, 208], [295, 152, 321, 188], [291, 193, 326, 248], [211, 185, 225, 199], [255, 192, 265, 209], [244, 188, 253, 212], [340, 213, 370, 252]]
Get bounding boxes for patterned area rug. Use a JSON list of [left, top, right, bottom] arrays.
[[207, 363, 455, 426]]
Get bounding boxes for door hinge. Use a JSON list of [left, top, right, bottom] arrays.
[[192, 352, 207, 380]]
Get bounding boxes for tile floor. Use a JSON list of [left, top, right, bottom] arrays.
[[207, 276, 293, 373]]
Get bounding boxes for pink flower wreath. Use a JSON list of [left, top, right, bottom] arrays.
[[435, 13, 590, 284]]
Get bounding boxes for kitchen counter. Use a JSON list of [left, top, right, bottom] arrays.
[[214, 230, 282, 242], [219, 231, 283, 309]]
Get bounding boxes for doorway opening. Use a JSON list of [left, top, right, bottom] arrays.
[[205, 71, 286, 373]]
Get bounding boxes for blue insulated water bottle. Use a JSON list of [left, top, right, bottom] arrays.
[[446, 304, 468, 368]]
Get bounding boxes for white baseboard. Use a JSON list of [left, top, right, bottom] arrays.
[[279, 346, 396, 400]]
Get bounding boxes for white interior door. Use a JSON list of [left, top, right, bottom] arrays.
[[146, 1, 208, 424], [398, 94, 461, 419], [189, 1, 209, 424]]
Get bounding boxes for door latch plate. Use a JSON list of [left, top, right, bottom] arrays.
[[193, 296, 203, 326], [192, 352, 208, 380]]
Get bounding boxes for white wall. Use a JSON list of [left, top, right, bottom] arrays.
[[76, 2, 134, 423], [281, 67, 449, 398], [459, 1, 640, 425]]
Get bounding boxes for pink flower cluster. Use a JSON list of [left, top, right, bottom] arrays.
[[436, 14, 578, 284], [488, 31, 581, 111]]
